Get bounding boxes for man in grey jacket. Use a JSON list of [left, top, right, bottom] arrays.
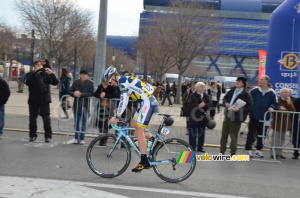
[[69, 70, 94, 144]]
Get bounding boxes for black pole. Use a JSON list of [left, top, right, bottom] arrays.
[[30, 30, 35, 71], [74, 48, 77, 79]]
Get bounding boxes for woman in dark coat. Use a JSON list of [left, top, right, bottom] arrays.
[[187, 82, 212, 152], [59, 68, 71, 119], [94, 80, 117, 146]]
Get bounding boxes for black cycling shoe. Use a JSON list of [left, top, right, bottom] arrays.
[[132, 161, 151, 173]]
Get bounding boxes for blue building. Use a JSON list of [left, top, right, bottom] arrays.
[[140, 0, 284, 83]]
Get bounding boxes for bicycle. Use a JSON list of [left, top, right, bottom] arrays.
[[86, 113, 196, 183]]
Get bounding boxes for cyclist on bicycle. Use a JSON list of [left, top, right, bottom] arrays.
[[106, 66, 159, 172]]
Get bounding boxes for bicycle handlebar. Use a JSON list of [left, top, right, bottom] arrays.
[[111, 124, 135, 131]]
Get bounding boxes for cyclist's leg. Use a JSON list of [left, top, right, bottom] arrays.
[[135, 126, 148, 154], [130, 119, 152, 140], [132, 99, 158, 172]]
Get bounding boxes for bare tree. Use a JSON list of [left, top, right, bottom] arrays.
[[140, 0, 224, 103], [137, 23, 176, 82], [106, 45, 136, 73], [15, 0, 94, 78]]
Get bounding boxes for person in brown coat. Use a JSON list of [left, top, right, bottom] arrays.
[[153, 82, 162, 100], [271, 88, 296, 159]]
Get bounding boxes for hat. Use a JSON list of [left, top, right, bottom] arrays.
[[79, 70, 88, 75], [236, 77, 247, 84]]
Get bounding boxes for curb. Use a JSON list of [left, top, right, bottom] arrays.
[[3, 128, 292, 153]]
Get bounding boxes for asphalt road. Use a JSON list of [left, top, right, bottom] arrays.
[[1, 131, 300, 198]]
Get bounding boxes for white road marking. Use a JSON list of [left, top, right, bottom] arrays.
[[0, 176, 252, 198], [0, 176, 128, 198]]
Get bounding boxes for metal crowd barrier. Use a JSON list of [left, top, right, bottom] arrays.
[[260, 110, 300, 162], [58, 95, 138, 137]]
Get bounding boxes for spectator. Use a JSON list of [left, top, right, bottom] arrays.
[[153, 82, 162, 101], [0, 78, 10, 139], [245, 75, 277, 158], [206, 80, 212, 90], [207, 81, 221, 119], [181, 82, 188, 97], [94, 79, 117, 146], [182, 81, 197, 135], [159, 83, 164, 101], [69, 70, 94, 145], [292, 97, 300, 159], [171, 82, 177, 102], [42, 59, 52, 69], [187, 82, 212, 152], [220, 77, 253, 155], [122, 71, 130, 76], [59, 68, 71, 119], [160, 81, 172, 106], [182, 81, 197, 117], [17, 68, 26, 93], [270, 88, 296, 159], [216, 83, 222, 113], [24, 60, 59, 142]]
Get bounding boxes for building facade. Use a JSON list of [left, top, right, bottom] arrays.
[[140, 0, 285, 83]]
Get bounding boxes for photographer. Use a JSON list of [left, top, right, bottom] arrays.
[[24, 60, 59, 143]]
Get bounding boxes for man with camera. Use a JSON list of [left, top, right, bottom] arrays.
[[24, 60, 59, 143]]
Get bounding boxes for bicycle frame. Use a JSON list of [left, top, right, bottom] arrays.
[[110, 124, 174, 166]]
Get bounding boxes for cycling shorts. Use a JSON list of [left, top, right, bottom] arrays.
[[133, 96, 158, 129]]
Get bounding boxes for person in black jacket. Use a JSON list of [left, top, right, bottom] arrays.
[[0, 78, 10, 139], [94, 80, 117, 146], [24, 60, 59, 142], [69, 70, 94, 145], [59, 68, 71, 119], [160, 81, 172, 106], [220, 77, 253, 155], [187, 82, 212, 152]]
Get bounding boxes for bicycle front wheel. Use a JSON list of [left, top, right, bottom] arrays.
[[86, 134, 131, 178], [152, 138, 196, 183]]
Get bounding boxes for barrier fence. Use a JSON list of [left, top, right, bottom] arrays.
[[260, 110, 300, 162], [58, 95, 138, 137]]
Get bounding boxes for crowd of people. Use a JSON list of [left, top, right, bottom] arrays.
[[1, 63, 300, 160], [180, 75, 300, 159]]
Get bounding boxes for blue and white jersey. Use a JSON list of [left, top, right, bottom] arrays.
[[116, 76, 157, 119]]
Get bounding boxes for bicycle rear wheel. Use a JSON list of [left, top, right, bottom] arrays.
[[86, 134, 131, 178], [152, 138, 196, 183]]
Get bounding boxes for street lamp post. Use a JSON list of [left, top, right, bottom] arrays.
[[93, 0, 108, 90]]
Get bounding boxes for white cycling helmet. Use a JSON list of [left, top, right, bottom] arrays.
[[103, 66, 117, 82]]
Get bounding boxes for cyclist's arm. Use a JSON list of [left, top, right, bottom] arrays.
[[116, 87, 129, 119]]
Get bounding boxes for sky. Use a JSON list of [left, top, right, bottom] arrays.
[[0, 0, 144, 36]]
